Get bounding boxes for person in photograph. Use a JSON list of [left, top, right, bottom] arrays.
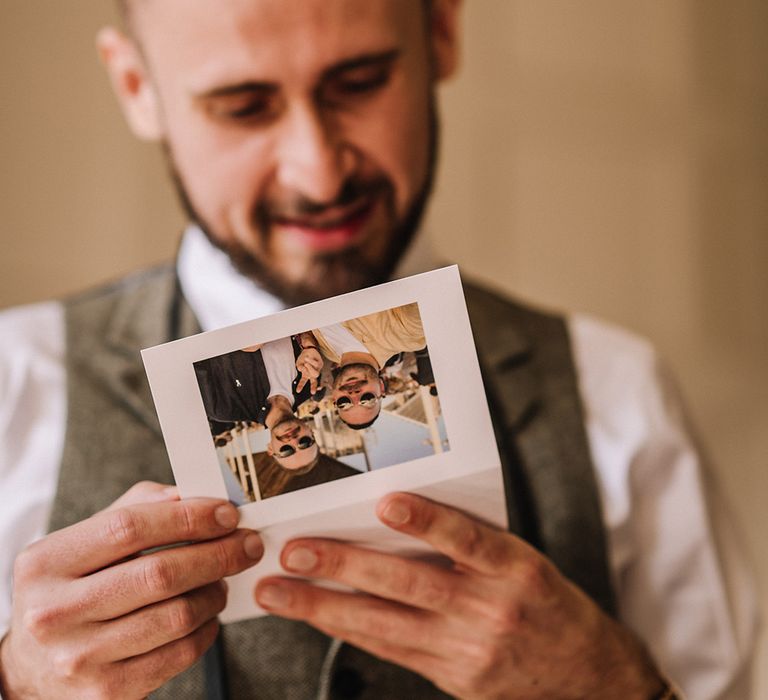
[[194, 337, 315, 432], [263, 394, 320, 472], [0, 2, 757, 699], [194, 345, 269, 432], [330, 361, 386, 430], [310, 304, 432, 428]]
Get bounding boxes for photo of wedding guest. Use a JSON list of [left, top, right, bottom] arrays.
[[311, 303, 433, 428], [194, 303, 447, 503]]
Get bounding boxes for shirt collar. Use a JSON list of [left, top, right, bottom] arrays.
[[177, 224, 438, 332]]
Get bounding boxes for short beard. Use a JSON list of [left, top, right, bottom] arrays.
[[164, 97, 439, 307]]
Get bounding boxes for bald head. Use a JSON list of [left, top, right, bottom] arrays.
[[117, 0, 434, 33], [99, 0, 461, 302]]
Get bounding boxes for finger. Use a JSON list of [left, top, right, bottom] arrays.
[[103, 482, 179, 512], [312, 625, 451, 691], [93, 581, 228, 662], [310, 377, 318, 394], [37, 498, 242, 578], [278, 539, 467, 615], [80, 528, 263, 620], [296, 372, 308, 393], [254, 577, 446, 658], [117, 618, 220, 697], [376, 493, 525, 575]]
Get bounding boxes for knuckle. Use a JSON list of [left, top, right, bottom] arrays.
[[140, 556, 177, 596], [463, 643, 500, 693], [81, 679, 115, 700], [390, 566, 447, 608], [104, 508, 144, 549], [389, 567, 418, 599], [52, 647, 88, 680], [167, 597, 198, 635], [362, 608, 397, 640], [321, 547, 346, 579], [421, 575, 455, 610], [515, 556, 552, 596], [174, 503, 198, 539], [211, 537, 238, 576], [13, 545, 43, 583], [453, 521, 484, 560], [132, 480, 156, 495], [487, 597, 525, 635], [22, 602, 65, 641]]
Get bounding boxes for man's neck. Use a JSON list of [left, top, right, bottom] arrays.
[[177, 223, 438, 333]]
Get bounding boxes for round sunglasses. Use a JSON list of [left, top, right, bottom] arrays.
[[334, 392, 381, 412], [275, 434, 316, 459]]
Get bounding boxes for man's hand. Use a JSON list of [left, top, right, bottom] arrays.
[[0, 481, 263, 700], [255, 492, 665, 700], [295, 346, 323, 394]]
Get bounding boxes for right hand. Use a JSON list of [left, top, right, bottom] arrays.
[[295, 347, 323, 394], [0, 481, 264, 699]]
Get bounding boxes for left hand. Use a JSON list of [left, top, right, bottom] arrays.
[[255, 493, 665, 699]]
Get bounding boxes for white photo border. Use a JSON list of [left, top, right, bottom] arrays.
[[142, 266, 502, 528]]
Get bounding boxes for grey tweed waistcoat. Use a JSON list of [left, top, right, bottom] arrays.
[[49, 265, 615, 699]]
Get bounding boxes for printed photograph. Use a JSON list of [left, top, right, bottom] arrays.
[[193, 302, 449, 504]]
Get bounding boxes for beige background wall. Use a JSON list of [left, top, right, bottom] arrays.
[[2, 0, 766, 693]]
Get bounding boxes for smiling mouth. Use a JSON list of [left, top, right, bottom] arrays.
[[272, 199, 376, 252], [274, 198, 372, 229]]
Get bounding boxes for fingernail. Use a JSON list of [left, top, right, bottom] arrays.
[[257, 584, 291, 609], [214, 503, 239, 529], [381, 500, 411, 525], [244, 533, 264, 560], [284, 547, 318, 573]]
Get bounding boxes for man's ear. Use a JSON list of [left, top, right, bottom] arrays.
[[96, 26, 163, 140], [428, 0, 463, 81]]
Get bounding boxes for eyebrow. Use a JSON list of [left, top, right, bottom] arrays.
[[194, 49, 401, 100]]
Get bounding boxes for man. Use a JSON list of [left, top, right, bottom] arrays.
[[0, 2, 756, 699], [312, 303, 429, 429], [331, 362, 386, 430], [264, 393, 320, 472], [196, 337, 320, 471]]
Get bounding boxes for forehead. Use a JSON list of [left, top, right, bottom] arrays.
[[134, 0, 423, 90]]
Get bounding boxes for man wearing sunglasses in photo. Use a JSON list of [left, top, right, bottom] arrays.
[[308, 303, 430, 429]]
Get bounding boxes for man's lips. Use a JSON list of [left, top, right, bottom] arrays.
[[272, 200, 375, 252]]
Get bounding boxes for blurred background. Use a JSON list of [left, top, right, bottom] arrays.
[[2, 0, 766, 692]]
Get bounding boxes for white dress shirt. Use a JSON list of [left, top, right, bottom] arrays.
[[0, 226, 758, 699]]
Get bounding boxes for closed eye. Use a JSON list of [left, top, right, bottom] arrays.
[[197, 84, 280, 125], [320, 49, 399, 106]]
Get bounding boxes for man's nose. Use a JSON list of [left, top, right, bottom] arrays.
[[275, 104, 355, 205]]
